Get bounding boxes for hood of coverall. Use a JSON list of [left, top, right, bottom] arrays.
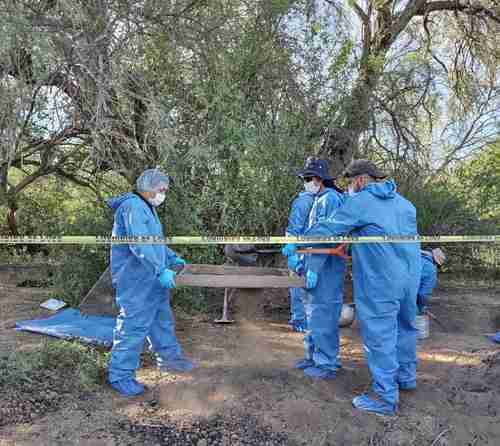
[[107, 192, 140, 210], [363, 179, 397, 199]]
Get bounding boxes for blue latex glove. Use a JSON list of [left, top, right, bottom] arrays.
[[174, 256, 187, 266], [159, 268, 176, 288], [282, 243, 297, 257], [305, 270, 318, 289]]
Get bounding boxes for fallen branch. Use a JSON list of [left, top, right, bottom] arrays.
[[430, 428, 451, 446]]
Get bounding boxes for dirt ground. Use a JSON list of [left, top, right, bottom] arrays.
[[1, 272, 500, 446]]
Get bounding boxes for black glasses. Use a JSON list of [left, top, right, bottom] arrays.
[[303, 176, 314, 182]]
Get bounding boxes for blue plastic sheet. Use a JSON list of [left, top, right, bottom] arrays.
[[16, 308, 115, 347], [492, 332, 500, 344]]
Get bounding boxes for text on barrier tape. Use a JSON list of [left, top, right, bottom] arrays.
[[0, 235, 498, 245]]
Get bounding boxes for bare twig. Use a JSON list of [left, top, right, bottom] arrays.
[[430, 428, 451, 446]]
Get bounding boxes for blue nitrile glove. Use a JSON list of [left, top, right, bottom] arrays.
[[282, 243, 297, 257], [305, 270, 318, 289], [174, 256, 187, 266], [289, 255, 305, 275], [295, 261, 305, 275], [159, 268, 176, 288], [288, 254, 300, 271]]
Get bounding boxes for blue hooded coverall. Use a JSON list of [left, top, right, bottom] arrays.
[[303, 187, 346, 372], [417, 251, 438, 313], [108, 192, 183, 383], [305, 180, 421, 404], [286, 191, 315, 324]]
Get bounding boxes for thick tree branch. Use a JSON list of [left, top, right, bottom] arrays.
[[416, 1, 500, 24], [351, 2, 369, 24], [387, 0, 429, 49], [54, 167, 96, 191]]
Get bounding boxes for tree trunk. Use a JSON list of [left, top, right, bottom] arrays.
[[7, 205, 18, 236], [319, 64, 383, 176]]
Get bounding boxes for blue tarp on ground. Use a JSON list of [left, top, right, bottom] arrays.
[[16, 308, 115, 347], [493, 332, 500, 344]]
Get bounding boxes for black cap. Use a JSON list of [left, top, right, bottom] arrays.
[[297, 157, 333, 180], [344, 159, 387, 179]]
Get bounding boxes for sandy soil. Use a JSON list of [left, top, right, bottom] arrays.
[[1, 272, 499, 446]]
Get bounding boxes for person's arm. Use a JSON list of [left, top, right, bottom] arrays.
[[286, 196, 311, 236], [305, 195, 365, 238], [284, 193, 365, 257], [164, 244, 180, 267]]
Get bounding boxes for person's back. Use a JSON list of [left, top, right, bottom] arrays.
[[346, 181, 420, 297], [417, 249, 445, 314], [287, 191, 315, 237]]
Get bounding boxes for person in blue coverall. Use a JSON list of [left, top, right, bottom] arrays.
[[284, 159, 421, 415], [417, 248, 446, 314], [285, 158, 346, 380], [286, 186, 314, 332], [107, 168, 195, 397]]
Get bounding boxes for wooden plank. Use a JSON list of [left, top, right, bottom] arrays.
[[180, 264, 289, 276], [176, 273, 305, 288]]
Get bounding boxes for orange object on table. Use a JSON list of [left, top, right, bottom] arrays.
[[297, 243, 350, 259]]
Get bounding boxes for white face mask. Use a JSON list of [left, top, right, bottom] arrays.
[[304, 180, 320, 194], [148, 192, 166, 207], [348, 177, 363, 196]]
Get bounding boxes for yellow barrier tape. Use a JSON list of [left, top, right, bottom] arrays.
[[0, 235, 498, 245]]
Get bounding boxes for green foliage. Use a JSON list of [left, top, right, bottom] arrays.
[[0, 340, 108, 395], [456, 143, 500, 220], [49, 245, 109, 306], [405, 177, 498, 274], [406, 182, 487, 236], [0, 175, 113, 304], [0, 340, 108, 426]]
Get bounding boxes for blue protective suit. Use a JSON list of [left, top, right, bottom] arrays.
[[108, 192, 183, 383], [305, 180, 421, 404], [302, 187, 346, 372], [286, 191, 315, 323], [417, 251, 438, 313]]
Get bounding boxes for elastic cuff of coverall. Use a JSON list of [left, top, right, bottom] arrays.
[[156, 265, 167, 277]]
